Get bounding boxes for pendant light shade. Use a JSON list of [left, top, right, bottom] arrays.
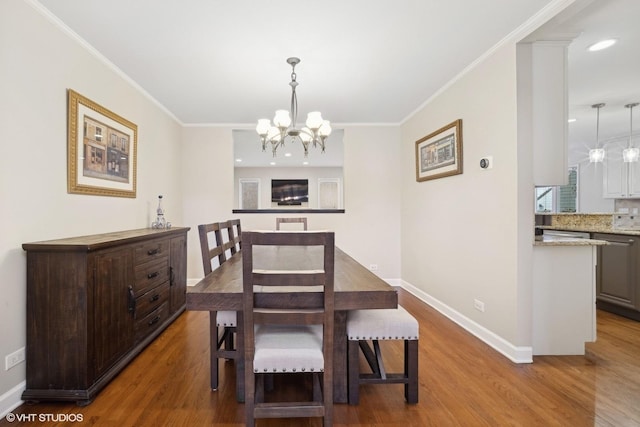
[[589, 103, 605, 163], [623, 103, 639, 163]]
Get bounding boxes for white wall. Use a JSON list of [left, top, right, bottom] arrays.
[[0, 0, 183, 411], [181, 126, 402, 281]]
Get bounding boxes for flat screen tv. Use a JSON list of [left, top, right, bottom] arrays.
[[271, 179, 309, 205]]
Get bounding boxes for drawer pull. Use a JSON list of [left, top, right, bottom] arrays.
[[147, 271, 160, 279], [128, 286, 136, 315], [150, 294, 160, 302], [148, 316, 161, 326], [147, 248, 159, 256]]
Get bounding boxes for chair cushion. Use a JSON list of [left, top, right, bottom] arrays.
[[347, 305, 419, 340], [216, 310, 236, 327], [253, 324, 324, 373]]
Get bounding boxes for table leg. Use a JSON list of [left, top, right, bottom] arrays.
[[235, 311, 245, 403], [333, 310, 348, 403], [209, 311, 217, 390]]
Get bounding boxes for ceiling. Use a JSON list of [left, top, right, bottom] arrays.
[[34, 0, 639, 166]]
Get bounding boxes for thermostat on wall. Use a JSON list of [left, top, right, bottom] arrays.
[[480, 156, 493, 169]]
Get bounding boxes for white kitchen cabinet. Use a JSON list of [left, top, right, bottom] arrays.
[[603, 138, 640, 198]]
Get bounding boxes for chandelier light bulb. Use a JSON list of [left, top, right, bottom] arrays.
[[306, 112, 323, 130], [256, 119, 271, 136], [300, 128, 312, 143], [319, 120, 332, 137], [273, 110, 291, 128]]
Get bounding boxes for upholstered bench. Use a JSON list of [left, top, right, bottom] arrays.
[[347, 305, 419, 404]]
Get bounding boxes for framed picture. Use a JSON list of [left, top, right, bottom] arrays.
[[415, 119, 463, 182], [67, 89, 137, 197]]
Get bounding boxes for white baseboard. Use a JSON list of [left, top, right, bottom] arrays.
[[399, 280, 533, 363], [0, 381, 25, 420]]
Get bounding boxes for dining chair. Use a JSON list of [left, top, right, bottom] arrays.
[[242, 230, 335, 427], [275, 217, 308, 230], [346, 305, 419, 405], [197, 221, 240, 390]]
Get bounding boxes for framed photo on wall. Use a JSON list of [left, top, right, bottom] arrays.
[[67, 89, 138, 197], [415, 119, 463, 182]]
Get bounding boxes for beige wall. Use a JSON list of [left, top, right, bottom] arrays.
[[181, 126, 402, 281], [0, 0, 183, 409], [401, 42, 528, 356]]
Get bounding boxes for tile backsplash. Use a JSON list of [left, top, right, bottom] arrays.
[[614, 199, 640, 214]]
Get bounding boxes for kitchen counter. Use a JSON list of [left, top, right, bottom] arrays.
[[533, 240, 597, 355], [534, 234, 608, 246], [537, 225, 640, 236]]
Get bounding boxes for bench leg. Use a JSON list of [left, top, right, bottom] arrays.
[[405, 340, 418, 404]]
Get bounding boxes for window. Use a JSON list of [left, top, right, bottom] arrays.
[[535, 167, 578, 213]]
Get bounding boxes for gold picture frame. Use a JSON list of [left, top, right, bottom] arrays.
[[415, 119, 463, 182], [67, 89, 137, 197]]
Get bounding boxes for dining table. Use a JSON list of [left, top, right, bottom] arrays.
[[186, 244, 398, 403]]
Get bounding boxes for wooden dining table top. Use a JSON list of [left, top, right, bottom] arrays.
[[186, 245, 398, 312]]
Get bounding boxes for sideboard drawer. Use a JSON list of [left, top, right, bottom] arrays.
[[134, 239, 169, 264], [135, 302, 168, 343], [134, 257, 169, 294], [136, 282, 170, 319]]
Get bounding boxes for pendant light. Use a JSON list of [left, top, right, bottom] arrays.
[[589, 103, 605, 163], [622, 103, 639, 163]]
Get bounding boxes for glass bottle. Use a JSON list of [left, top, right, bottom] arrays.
[[152, 195, 167, 228]]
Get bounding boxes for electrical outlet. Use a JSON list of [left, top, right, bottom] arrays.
[[5, 347, 25, 371], [474, 299, 485, 312], [369, 264, 378, 271]]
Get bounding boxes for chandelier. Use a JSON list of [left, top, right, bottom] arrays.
[[256, 57, 332, 157]]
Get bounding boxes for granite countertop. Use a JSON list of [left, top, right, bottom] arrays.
[[533, 235, 608, 247], [537, 225, 640, 236]]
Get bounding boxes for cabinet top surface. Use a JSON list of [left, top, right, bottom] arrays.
[[23, 227, 190, 251]]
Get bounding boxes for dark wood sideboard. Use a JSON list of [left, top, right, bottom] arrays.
[[21, 227, 190, 405]]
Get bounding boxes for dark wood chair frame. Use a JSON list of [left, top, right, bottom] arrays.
[[197, 220, 242, 390], [242, 230, 334, 427], [275, 217, 308, 230]]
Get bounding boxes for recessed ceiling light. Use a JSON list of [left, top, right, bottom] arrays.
[[568, 118, 577, 123], [270, 161, 276, 166], [284, 152, 292, 157], [303, 161, 309, 165], [588, 39, 617, 52], [235, 158, 242, 162]]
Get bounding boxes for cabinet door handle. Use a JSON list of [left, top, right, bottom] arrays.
[[148, 316, 161, 326], [150, 294, 160, 302], [147, 271, 159, 279], [128, 285, 136, 315], [169, 266, 175, 286], [147, 248, 159, 256]]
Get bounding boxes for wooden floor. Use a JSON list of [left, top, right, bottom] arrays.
[[3, 288, 640, 426]]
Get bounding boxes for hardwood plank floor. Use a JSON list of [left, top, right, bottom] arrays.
[[3, 288, 640, 426]]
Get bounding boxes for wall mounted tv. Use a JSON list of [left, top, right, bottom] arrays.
[[271, 179, 309, 205]]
